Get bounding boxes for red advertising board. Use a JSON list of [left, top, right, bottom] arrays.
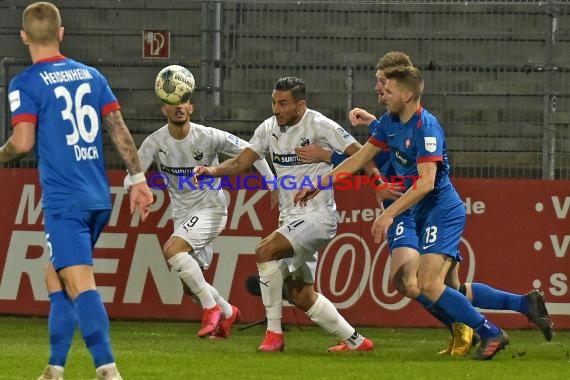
[[0, 169, 568, 330]]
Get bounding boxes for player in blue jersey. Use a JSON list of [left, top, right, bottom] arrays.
[[296, 51, 476, 355], [295, 65, 513, 360], [0, 3, 153, 380], [347, 64, 553, 347]]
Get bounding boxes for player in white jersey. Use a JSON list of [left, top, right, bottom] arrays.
[[194, 77, 380, 352], [125, 98, 275, 338]]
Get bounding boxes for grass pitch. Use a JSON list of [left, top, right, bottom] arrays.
[[0, 316, 568, 379]]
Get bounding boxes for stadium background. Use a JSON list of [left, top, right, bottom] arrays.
[[0, 1, 569, 329]]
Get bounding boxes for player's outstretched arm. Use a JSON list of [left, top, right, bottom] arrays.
[[371, 161, 437, 244], [194, 147, 260, 179], [104, 110, 153, 220], [104, 110, 143, 175], [0, 122, 36, 163]]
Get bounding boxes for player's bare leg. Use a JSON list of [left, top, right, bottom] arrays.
[[391, 248, 474, 356]]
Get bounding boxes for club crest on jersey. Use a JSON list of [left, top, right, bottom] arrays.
[[299, 135, 310, 146], [193, 149, 203, 160], [424, 137, 437, 153], [405, 138, 411, 148]]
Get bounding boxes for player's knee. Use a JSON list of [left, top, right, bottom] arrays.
[[391, 273, 420, 298], [255, 240, 275, 262], [162, 237, 191, 260], [400, 279, 420, 299], [162, 241, 175, 259]]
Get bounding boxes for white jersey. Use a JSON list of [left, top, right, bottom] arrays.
[[248, 108, 357, 218], [138, 123, 249, 222]]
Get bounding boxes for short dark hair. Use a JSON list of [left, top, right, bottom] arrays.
[[383, 66, 424, 100], [274, 77, 306, 102]]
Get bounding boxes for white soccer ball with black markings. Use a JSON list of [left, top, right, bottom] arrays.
[[154, 65, 195, 105]]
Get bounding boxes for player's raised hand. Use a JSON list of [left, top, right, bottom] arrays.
[[293, 186, 320, 207], [295, 144, 331, 164], [371, 212, 393, 244], [349, 108, 376, 127], [130, 181, 154, 221]]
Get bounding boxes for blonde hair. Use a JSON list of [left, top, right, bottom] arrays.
[[383, 65, 424, 100], [22, 2, 61, 44], [376, 51, 413, 71]]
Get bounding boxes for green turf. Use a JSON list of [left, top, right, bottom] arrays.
[[0, 316, 568, 379]]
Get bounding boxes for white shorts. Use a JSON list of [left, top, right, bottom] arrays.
[[172, 209, 227, 269], [277, 210, 338, 283]]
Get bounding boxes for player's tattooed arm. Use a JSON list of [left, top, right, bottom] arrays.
[[0, 122, 36, 163], [104, 110, 143, 175], [0, 139, 25, 163]]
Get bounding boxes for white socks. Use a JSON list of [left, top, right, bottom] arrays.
[[168, 253, 216, 309], [207, 283, 233, 317], [257, 260, 283, 333], [306, 293, 363, 347]]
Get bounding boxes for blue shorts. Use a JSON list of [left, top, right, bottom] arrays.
[[415, 201, 466, 261], [45, 209, 111, 271], [386, 210, 419, 252]]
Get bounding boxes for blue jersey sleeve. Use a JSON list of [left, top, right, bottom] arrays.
[[330, 151, 347, 167], [91, 68, 120, 116], [415, 114, 444, 164], [9, 74, 40, 126], [368, 116, 389, 151]]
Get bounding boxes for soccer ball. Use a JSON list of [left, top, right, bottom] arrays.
[[154, 65, 195, 105]]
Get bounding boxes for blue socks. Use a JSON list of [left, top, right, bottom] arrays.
[[48, 291, 76, 367], [433, 287, 487, 328], [474, 319, 501, 340], [471, 283, 527, 313], [433, 287, 501, 340], [74, 290, 115, 368], [416, 293, 454, 332]]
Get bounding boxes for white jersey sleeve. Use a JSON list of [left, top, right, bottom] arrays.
[[212, 129, 247, 158], [138, 134, 159, 172], [247, 119, 271, 158], [317, 117, 357, 154]]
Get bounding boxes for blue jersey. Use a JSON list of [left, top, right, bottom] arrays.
[[330, 122, 390, 170], [369, 107, 463, 217], [8, 55, 118, 215]]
